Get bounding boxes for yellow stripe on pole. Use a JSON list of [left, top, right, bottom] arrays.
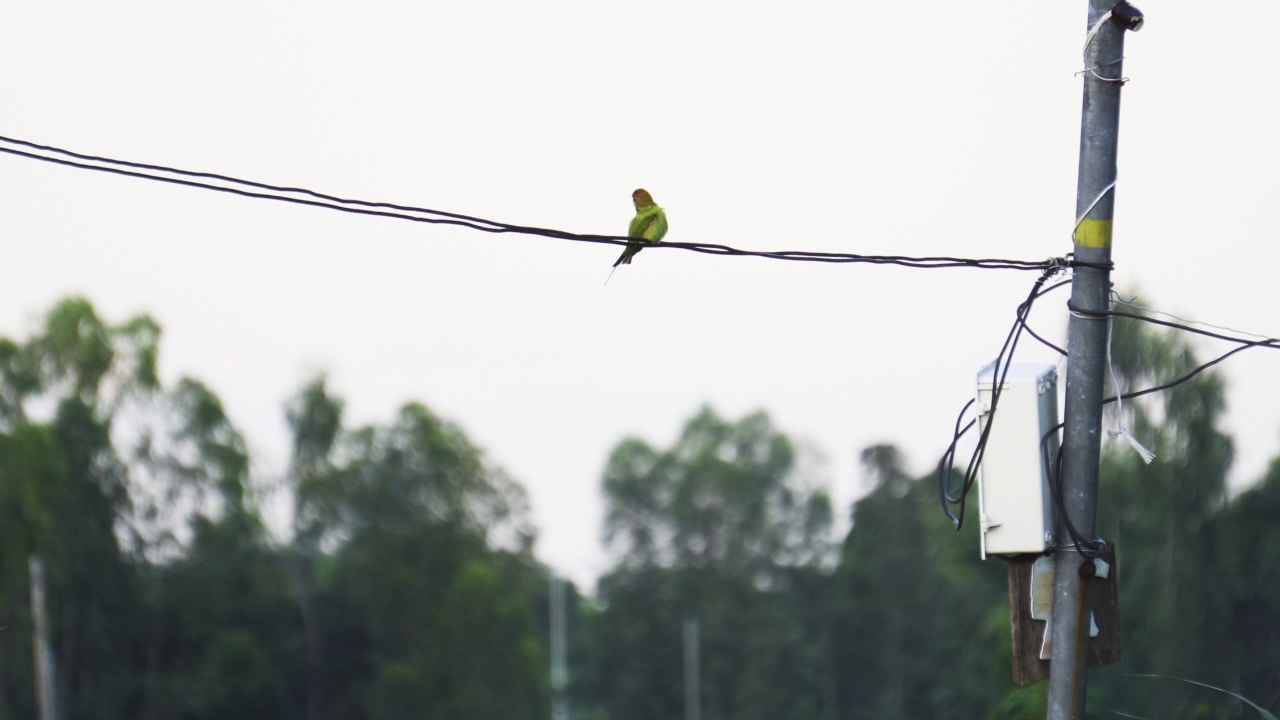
[[1073, 218, 1113, 248]]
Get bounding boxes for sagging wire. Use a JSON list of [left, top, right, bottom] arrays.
[[1104, 339, 1274, 406], [1066, 302, 1280, 355], [0, 133, 1113, 273], [1067, 300, 1280, 406], [1111, 294, 1276, 343]]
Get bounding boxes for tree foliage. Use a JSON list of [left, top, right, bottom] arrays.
[[0, 295, 1278, 719], [586, 407, 834, 720], [0, 298, 551, 720], [603, 406, 832, 575]]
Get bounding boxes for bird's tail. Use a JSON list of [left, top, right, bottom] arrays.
[[613, 244, 634, 267]]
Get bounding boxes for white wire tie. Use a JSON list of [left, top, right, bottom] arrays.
[[1081, 10, 1129, 84], [1109, 426, 1156, 464]]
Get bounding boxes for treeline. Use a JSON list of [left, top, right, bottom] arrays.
[[0, 297, 1275, 720]]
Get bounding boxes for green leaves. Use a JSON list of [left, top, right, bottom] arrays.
[[171, 378, 251, 510], [0, 293, 1276, 720], [602, 406, 831, 575], [296, 399, 532, 549], [590, 407, 835, 720]]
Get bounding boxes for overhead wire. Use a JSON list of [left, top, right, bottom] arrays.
[[1070, 302, 1280, 351], [1066, 301, 1280, 403], [1111, 295, 1275, 342], [16, 134, 1273, 544], [0, 134, 1113, 272]]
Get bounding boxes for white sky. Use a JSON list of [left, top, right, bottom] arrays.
[[2, 3, 1278, 590]]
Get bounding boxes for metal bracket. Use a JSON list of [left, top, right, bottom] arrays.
[[1029, 555, 1099, 659]]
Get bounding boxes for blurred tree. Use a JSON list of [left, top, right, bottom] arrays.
[[1091, 303, 1236, 718], [145, 511, 303, 720], [289, 390, 546, 720], [588, 407, 834, 720], [284, 375, 343, 720], [138, 374, 304, 720], [0, 298, 294, 720], [830, 445, 1007, 720], [602, 406, 832, 575], [1214, 453, 1280, 711], [300, 402, 533, 549], [0, 298, 161, 720], [3, 293, 1277, 720]]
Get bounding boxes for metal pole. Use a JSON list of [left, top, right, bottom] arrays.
[[29, 555, 57, 720], [682, 614, 701, 720], [550, 577, 568, 720], [1047, 3, 1139, 718]]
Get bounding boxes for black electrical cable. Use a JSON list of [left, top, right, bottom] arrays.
[[1022, 323, 1066, 357], [1037, 303, 1276, 558], [1021, 278, 1074, 357], [1104, 340, 1271, 406], [0, 133, 507, 230], [0, 134, 1115, 272], [1064, 300, 1280, 402], [1067, 301, 1280, 350], [936, 400, 976, 519], [1040, 422, 1104, 559], [937, 265, 1065, 528], [941, 293, 1277, 548]]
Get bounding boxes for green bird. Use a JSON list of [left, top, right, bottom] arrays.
[[613, 188, 668, 268]]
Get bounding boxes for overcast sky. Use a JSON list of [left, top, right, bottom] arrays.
[[2, 3, 1277, 589]]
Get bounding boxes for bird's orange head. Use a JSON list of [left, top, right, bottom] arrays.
[[632, 188, 655, 208]]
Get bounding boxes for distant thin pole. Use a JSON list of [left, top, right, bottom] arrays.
[[30, 556, 57, 720], [550, 577, 568, 720], [683, 615, 701, 720]]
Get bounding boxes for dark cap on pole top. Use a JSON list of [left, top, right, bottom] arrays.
[[1110, 1, 1144, 32]]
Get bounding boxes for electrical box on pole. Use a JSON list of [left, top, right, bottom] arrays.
[[975, 363, 1059, 559]]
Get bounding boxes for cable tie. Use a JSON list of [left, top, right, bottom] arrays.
[[1052, 540, 1105, 556], [1103, 303, 1155, 463], [1045, 256, 1071, 275], [1066, 302, 1108, 321], [1108, 426, 1156, 463], [1068, 259, 1115, 271]]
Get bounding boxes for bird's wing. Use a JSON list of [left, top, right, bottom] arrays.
[[646, 208, 668, 243], [628, 211, 650, 238], [630, 207, 667, 243]]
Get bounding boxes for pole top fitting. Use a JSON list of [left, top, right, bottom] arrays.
[[1110, 1, 1144, 32]]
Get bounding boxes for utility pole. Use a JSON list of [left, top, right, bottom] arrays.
[[550, 577, 568, 720], [1047, 2, 1142, 719], [29, 556, 57, 720], [682, 614, 701, 720]]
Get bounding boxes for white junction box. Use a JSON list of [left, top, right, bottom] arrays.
[[975, 363, 1059, 559]]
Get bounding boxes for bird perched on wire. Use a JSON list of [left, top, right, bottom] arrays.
[[609, 189, 668, 278]]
